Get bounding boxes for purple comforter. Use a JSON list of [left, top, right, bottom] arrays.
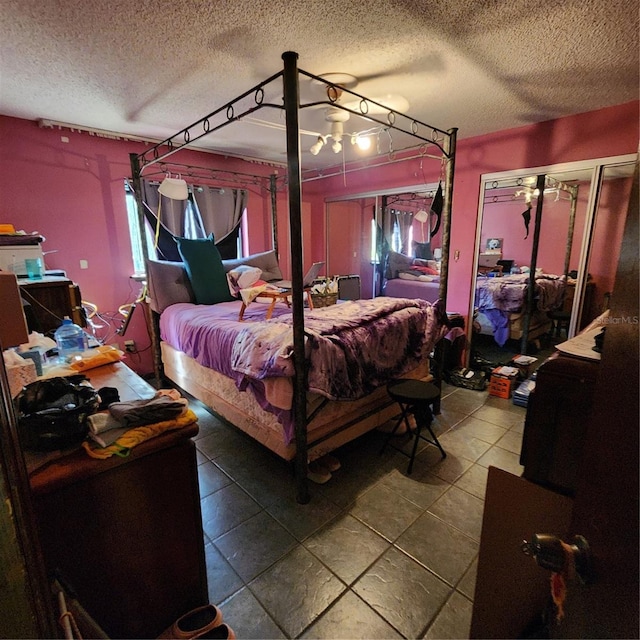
[[161, 296, 445, 403], [475, 272, 566, 314], [161, 297, 445, 394], [475, 272, 565, 346]]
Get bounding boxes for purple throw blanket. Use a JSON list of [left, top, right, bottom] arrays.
[[231, 297, 446, 399]]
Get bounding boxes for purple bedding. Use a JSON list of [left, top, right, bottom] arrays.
[[161, 297, 446, 395], [475, 272, 565, 345], [159, 297, 447, 440]]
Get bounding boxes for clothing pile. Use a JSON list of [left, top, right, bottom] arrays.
[[82, 388, 196, 459]]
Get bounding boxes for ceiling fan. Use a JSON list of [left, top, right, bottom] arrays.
[[307, 73, 410, 155]]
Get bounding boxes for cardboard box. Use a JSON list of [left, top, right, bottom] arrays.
[[489, 366, 518, 399], [511, 354, 538, 379], [7, 359, 37, 397]]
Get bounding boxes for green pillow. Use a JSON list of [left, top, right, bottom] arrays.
[[176, 234, 234, 305]]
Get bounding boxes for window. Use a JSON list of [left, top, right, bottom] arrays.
[[125, 186, 153, 277]]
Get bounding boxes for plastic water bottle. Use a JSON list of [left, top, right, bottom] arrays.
[[54, 317, 88, 361]]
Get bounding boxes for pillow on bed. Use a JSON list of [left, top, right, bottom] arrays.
[[177, 234, 234, 305], [146, 259, 195, 314], [227, 265, 263, 297], [398, 270, 439, 283], [222, 249, 283, 282], [386, 251, 414, 279]]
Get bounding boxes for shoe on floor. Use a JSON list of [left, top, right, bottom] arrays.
[[157, 604, 223, 639], [315, 453, 341, 472], [308, 460, 332, 484], [193, 624, 236, 639]]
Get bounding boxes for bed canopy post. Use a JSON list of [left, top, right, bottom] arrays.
[[438, 128, 458, 307], [282, 50, 310, 505], [521, 174, 546, 353], [269, 173, 279, 259], [129, 153, 151, 265], [563, 187, 578, 280]]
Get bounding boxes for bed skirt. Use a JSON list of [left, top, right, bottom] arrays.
[[160, 342, 432, 461]]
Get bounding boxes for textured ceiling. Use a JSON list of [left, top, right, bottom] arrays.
[[1, 0, 638, 170]]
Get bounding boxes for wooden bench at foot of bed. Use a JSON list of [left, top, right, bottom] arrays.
[[160, 342, 432, 462]]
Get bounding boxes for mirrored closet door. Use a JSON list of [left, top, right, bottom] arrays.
[[326, 184, 442, 300], [469, 154, 636, 363]]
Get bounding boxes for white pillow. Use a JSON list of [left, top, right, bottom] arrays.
[[227, 265, 262, 297]]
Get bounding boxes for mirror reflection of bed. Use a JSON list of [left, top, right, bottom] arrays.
[[470, 159, 635, 368], [326, 185, 444, 302]]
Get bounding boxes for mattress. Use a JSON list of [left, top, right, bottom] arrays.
[[383, 278, 440, 303], [161, 342, 432, 461]]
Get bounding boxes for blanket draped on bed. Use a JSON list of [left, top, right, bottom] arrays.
[[159, 297, 446, 443], [475, 272, 565, 346], [231, 297, 445, 399]]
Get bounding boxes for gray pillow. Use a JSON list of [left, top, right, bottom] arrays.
[[222, 249, 283, 282], [386, 251, 414, 279], [146, 259, 194, 313]]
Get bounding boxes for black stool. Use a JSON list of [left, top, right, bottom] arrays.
[[380, 379, 446, 474]]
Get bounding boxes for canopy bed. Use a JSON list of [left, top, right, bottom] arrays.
[[130, 52, 457, 502]]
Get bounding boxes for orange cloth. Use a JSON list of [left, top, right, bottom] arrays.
[[82, 409, 197, 459]]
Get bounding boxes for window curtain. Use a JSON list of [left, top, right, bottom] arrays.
[[139, 180, 185, 262], [192, 187, 248, 259], [137, 180, 247, 261], [393, 208, 415, 254]]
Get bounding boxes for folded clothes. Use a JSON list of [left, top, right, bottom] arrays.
[[87, 411, 122, 435], [82, 409, 198, 459], [108, 395, 187, 428]]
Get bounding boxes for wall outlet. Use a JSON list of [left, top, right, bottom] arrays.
[[124, 340, 136, 352]]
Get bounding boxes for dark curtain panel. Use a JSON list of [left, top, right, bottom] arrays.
[[193, 188, 247, 259]]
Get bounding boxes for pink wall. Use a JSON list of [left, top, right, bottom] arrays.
[[1, 101, 637, 375], [0, 118, 282, 375], [306, 101, 638, 317]]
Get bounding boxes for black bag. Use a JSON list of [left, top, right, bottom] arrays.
[[444, 367, 487, 391], [15, 377, 99, 451]]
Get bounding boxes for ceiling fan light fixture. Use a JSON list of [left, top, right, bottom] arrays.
[[353, 134, 371, 151], [310, 136, 325, 155], [332, 139, 342, 154]]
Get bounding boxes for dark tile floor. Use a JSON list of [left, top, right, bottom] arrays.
[[190, 381, 526, 639]]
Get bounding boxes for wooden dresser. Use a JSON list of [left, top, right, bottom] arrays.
[[26, 363, 208, 639], [18, 276, 85, 334], [520, 344, 600, 496]]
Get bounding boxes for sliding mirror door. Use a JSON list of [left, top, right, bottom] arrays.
[[469, 154, 636, 365]]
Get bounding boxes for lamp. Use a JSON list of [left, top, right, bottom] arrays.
[[158, 176, 189, 200], [414, 209, 429, 242], [414, 210, 429, 223]]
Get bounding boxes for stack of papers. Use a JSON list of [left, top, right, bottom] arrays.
[[493, 365, 519, 378]]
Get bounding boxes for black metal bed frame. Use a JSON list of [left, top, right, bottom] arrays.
[[129, 51, 457, 503]]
